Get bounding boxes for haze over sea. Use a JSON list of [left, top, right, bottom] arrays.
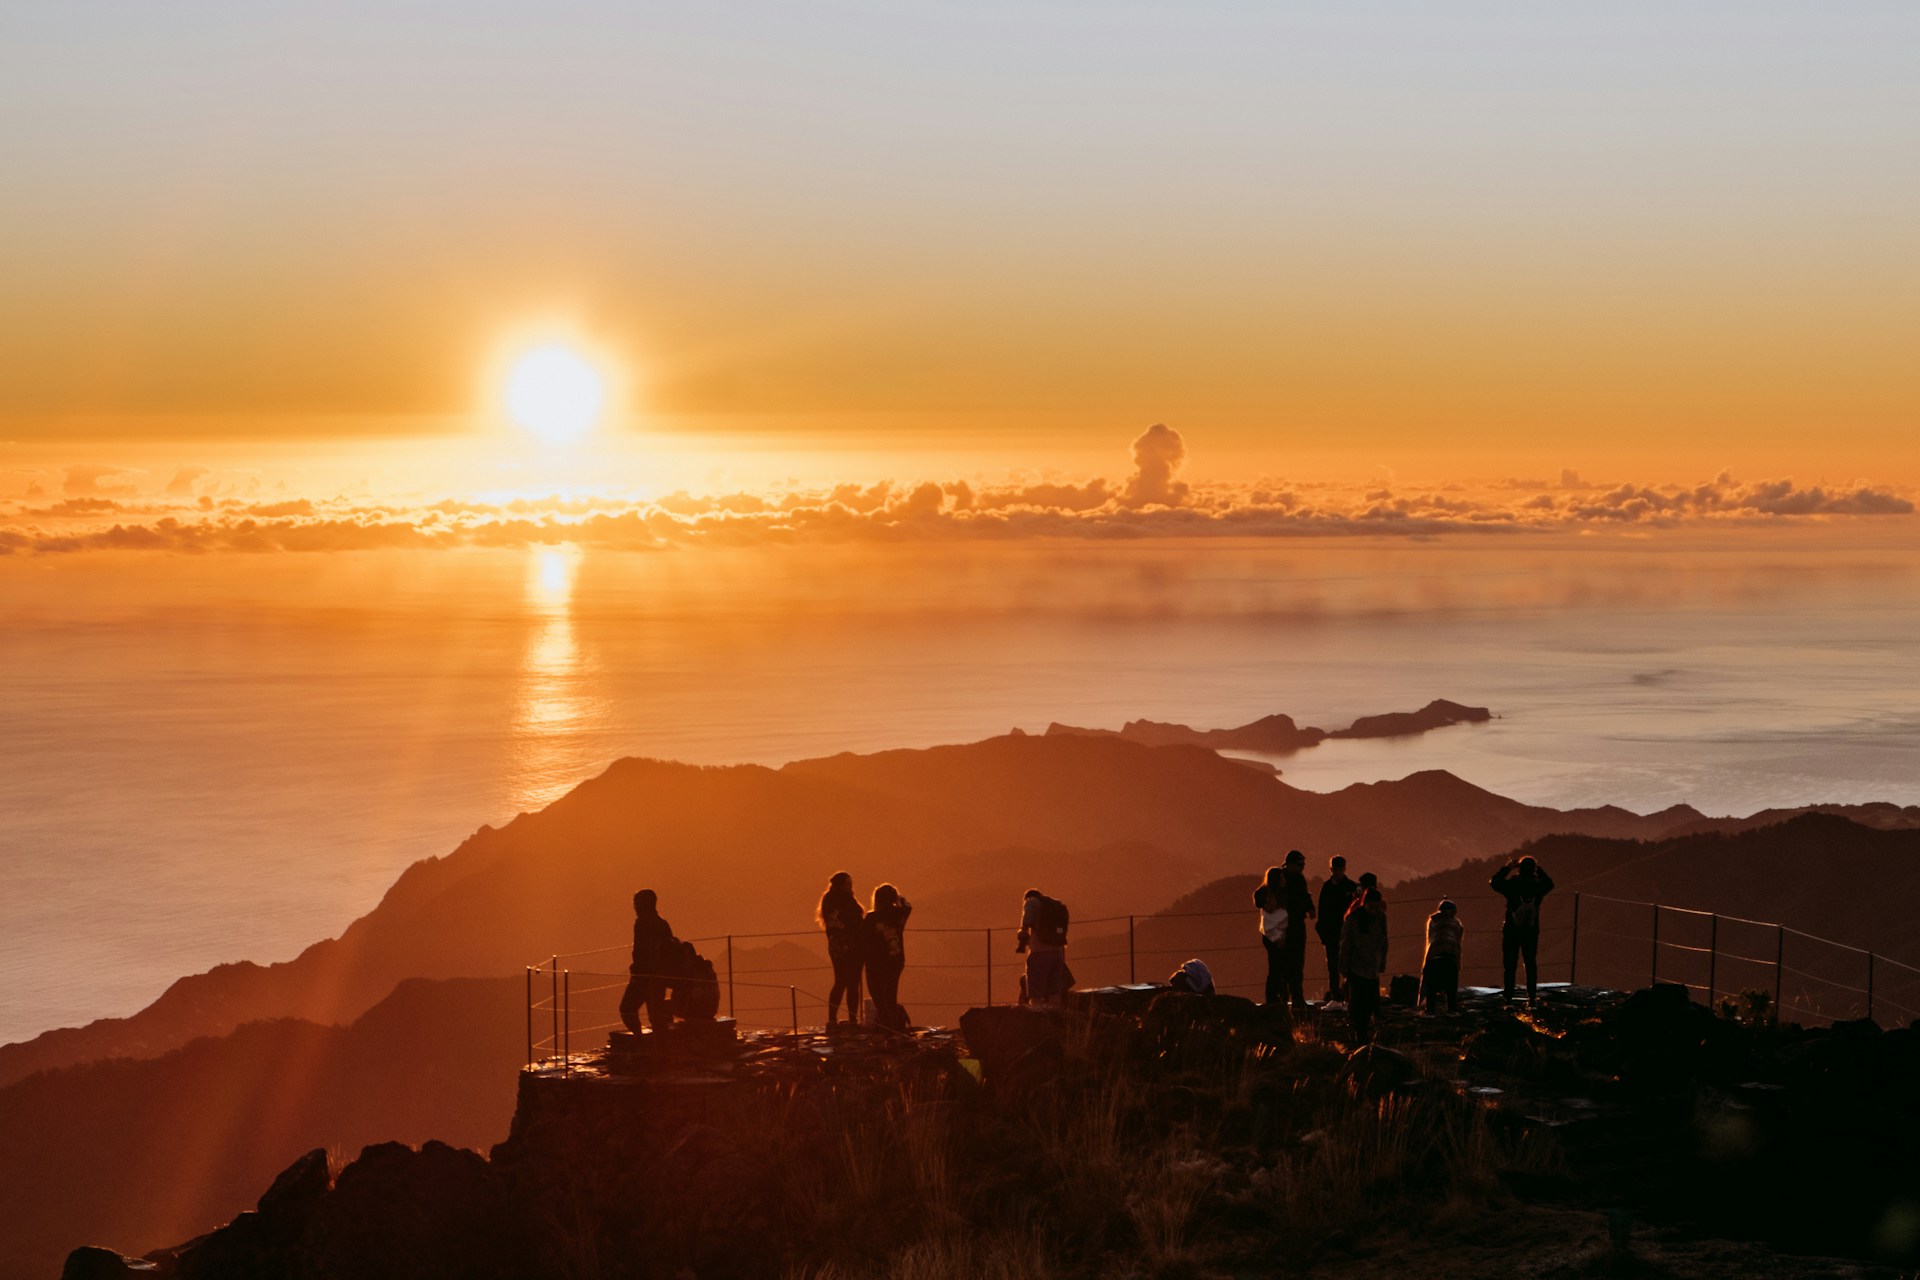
[[5, 528, 1919, 1045]]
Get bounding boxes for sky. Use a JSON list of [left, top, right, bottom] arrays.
[[1, 1, 1916, 494]]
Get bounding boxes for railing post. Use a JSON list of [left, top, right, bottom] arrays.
[[1650, 906, 1660, 985], [550, 956, 559, 1067], [1569, 893, 1581, 987], [525, 966, 533, 1069], [1868, 952, 1876, 1022], [1707, 915, 1718, 1008], [1129, 915, 1137, 984], [727, 935, 735, 1020], [563, 970, 571, 1078], [985, 929, 993, 1007], [1775, 925, 1785, 1009], [790, 985, 798, 1036]]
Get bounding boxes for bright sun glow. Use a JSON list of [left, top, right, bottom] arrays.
[[504, 345, 607, 445]]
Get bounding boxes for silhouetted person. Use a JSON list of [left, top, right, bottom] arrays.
[[619, 889, 675, 1035], [668, 939, 721, 1022], [1281, 850, 1315, 1014], [817, 871, 866, 1029], [1492, 856, 1555, 1004], [1340, 888, 1388, 1044], [1017, 887, 1072, 1005], [1316, 855, 1357, 1001], [1357, 870, 1385, 930], [1252, 866, 1290, 1007], [1167, 957, 1215, 996], [1422, 899, 1464, 1014], [865, 883, 913, 1032]]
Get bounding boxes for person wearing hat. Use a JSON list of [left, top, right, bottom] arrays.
[[1421, 899, 1464, 1014], [1280, 850, 1316, 1015]]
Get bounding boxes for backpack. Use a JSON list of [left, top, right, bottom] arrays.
[[1511, 896, 1540, 931], [1033, 894, 1070, 947]]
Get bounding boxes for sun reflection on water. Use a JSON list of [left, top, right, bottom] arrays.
[[508, 545, 599, 810]]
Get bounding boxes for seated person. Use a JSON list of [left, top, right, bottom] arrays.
[[666, 940, 721, 1022], [1167, 957, 1216, 996]]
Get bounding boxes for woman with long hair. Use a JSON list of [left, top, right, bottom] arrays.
[[817, 871, 865, 1028], [1253, 865, 1288, 1007], [864, 883, 913, 1033]]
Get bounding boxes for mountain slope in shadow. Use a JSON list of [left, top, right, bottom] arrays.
[[0, 976, 523, 1280], [1159, 812, 1920, 1004], [9, 732, 1902, 1090]]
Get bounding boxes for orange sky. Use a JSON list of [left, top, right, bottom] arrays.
[[0, 5, 1915, 485]]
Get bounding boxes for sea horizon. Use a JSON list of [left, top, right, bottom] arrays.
[[6, 528, 1919, 1045]]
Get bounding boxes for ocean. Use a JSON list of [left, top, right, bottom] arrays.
[[4, 528, 1919, 1044]]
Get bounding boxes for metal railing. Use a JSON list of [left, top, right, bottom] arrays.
[[523, 890, 1920, 1070]]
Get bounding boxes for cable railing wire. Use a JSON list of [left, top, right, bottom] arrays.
[[526, 886, 1914, 1063]]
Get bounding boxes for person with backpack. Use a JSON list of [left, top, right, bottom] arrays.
[[1339, 887, 1389, 1044], [1421, 899, 1464, 1015], [1491, 855, 1555, 1005], [1316, 855, 1357, 1001], [1017, 888, 1073, 1005], [864, 883, 913, 1032], [619, 888, 676, 1035], [1252, 866, 1290, 1007], [817, 871, 866, 1030]]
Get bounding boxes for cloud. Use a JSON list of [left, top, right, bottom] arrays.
[[63, 464, 140, 497], [164, 466, 211, 497], [1563, 472, 1913, 522], [1122, 423, 1188, 508], [0, 433, 1909, 556]]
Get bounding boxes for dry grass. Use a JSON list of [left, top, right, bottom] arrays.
[[756, 1023, 1562, 1279]]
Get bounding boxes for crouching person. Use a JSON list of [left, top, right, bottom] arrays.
[[668, 939, 721, 1022], [1167, 958, 1216, 996], [1339, 888, 1388, 1044], [1421, 899, 1463, 1014]]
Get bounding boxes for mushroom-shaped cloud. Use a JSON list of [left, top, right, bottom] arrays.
[[1123, 423, 1188, 509]]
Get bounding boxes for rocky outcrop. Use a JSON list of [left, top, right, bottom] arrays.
[[62, 987, 1920, 1277], [1045, 700, 1495, 754], [1329, 698, 1493, 739]]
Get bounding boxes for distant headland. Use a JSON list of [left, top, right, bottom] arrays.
[[1042, 697, 1494, 756]]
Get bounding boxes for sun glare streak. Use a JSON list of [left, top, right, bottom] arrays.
[[509, 545, 599, 810], [530, 546, 576, 610]]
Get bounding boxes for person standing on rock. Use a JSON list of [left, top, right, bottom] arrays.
[[1421, 899, 1464, 1015], [865, 883, 913, 1032], [1340, 888, 1389, 1044], [1017, 887, 1073, 1006], [1281, 851, 1315, 1015], [1316, 855, 1357, 1002], [619, 888, 676, 1035], [1253, 866, 1290, 1007], [1492, 855, 1555, 1005], [817, 871, 866, 1030]]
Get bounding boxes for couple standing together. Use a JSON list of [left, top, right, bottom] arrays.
[[817, 872, 913, 1032], [1254, 851, 1381, 1015]]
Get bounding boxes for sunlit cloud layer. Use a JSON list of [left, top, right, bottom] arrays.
[[0, 427, 1910, 556]]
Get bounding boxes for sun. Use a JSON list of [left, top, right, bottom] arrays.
[[504, 344, 607, 446]]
